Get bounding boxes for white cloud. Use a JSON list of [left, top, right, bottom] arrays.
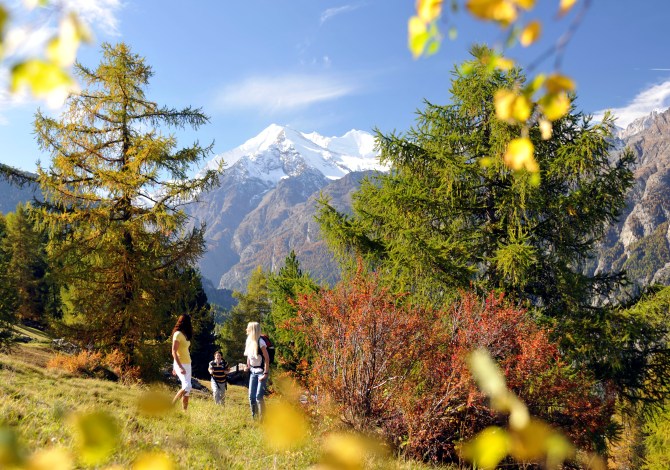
[[0, 87, 31, 126], [594, 80, 670, 128], [3, 0, 122, 59], [216, 74, 361, 114], [3, 25, 52, 59], [320, 5, 360, 25], [61, 0, 123, 36]]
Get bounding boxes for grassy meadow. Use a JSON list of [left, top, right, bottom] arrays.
[[0, 329, 451, 469]]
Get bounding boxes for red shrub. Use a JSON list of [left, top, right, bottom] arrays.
[[395, 292, 615, 462], [291, 271, 615, 464], [293, 270, 434, 430]]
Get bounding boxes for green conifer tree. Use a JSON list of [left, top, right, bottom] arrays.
[[33, 43, 220, 358], [316, 47, 670, 403], [216, 267, 270, 365], [318, 46, 634, 318], [267, 250, 319, 371], [2, 203, 53, 326], [0, 213, 18, 349]]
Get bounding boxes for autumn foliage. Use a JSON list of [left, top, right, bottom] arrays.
[[47, 349, 141, 384], [291, 271, 615, 464], [292, 270, 433, 430]]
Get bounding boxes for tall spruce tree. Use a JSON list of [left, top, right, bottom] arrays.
[[318, 46, 634, 318], [34, 43, 219, 358]]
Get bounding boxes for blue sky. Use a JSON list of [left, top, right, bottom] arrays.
[[2, 0, 670, 173]]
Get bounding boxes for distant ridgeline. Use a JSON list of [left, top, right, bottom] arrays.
[[0, 164, 41, 215], [592, 108, 670, 288], [5, 108, 669, 295], [189, 116, 670, 294]]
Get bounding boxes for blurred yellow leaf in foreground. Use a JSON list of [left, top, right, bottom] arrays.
[[545, 73, 575, 94], [459, 426, 510, 470], [520, 20, 541, 46], [137, 390, 174, 416], [539, 92, 570, 121], [262, 400, 310, 451], [559, 0, 578, 16], [10, 59, 75, 107], [417, 0, 443, 23], [495, 89, 532, 123], [132, 452, 174, 470], [467, 0, 518, 26], [504, 138, 538, 173], [317, 433, 375, 470], [25, 448, 73, 470]]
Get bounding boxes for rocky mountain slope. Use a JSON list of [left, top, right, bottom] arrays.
[[187, 124, 385, 290], [596, 108, 670, 286], [0, 165, 40, 215]]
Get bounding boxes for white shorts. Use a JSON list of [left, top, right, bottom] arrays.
[[174, 361, 192, 395]]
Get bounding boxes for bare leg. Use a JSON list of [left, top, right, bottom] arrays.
[[172, 388, 185, 406], [182, 394, 189, 411]]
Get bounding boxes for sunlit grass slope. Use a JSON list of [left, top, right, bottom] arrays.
[[0, 338, 449, 469]]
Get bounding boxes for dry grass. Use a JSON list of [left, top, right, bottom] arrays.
[[1, 343, 447, 469]]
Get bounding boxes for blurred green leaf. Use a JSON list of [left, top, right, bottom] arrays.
[[0, 427, 24, 467], [10, 59, 74, 96], [426, 39, 440, 56], [448, 26, 457, 40], [71, 411, 119, 466]]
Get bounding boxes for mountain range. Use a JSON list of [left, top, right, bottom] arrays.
[[0, 166, 40, 215], [2, 111, 669, 298], [186, 124, 386, 290]]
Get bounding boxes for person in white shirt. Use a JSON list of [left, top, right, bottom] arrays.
[[244, 321, 269, 420]]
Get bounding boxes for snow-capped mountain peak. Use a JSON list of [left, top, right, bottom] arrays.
[[617, 110, 661, 139], [204, 124, 386, 184]]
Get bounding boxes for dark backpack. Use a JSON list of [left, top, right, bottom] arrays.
[[258, 334, 275, 367]]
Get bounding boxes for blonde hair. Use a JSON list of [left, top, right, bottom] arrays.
[[244, 321, 261, 359]]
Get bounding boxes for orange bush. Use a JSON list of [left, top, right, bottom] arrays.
[[395, 292, 615, 462], [293, 270, 433, 430], [47, 350, 103, 376], [103, 349, 141, 384], [46, 349, 140, 383]]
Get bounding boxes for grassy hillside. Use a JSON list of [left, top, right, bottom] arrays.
[[0, 334, 446, 469]]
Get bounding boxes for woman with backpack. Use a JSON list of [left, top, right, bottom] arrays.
[[244, 321, 270, 420], [171, 314, 193, 411]]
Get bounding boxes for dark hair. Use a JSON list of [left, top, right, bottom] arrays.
[[172, 314, 193, 341], [214, 351, 222, 356]]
